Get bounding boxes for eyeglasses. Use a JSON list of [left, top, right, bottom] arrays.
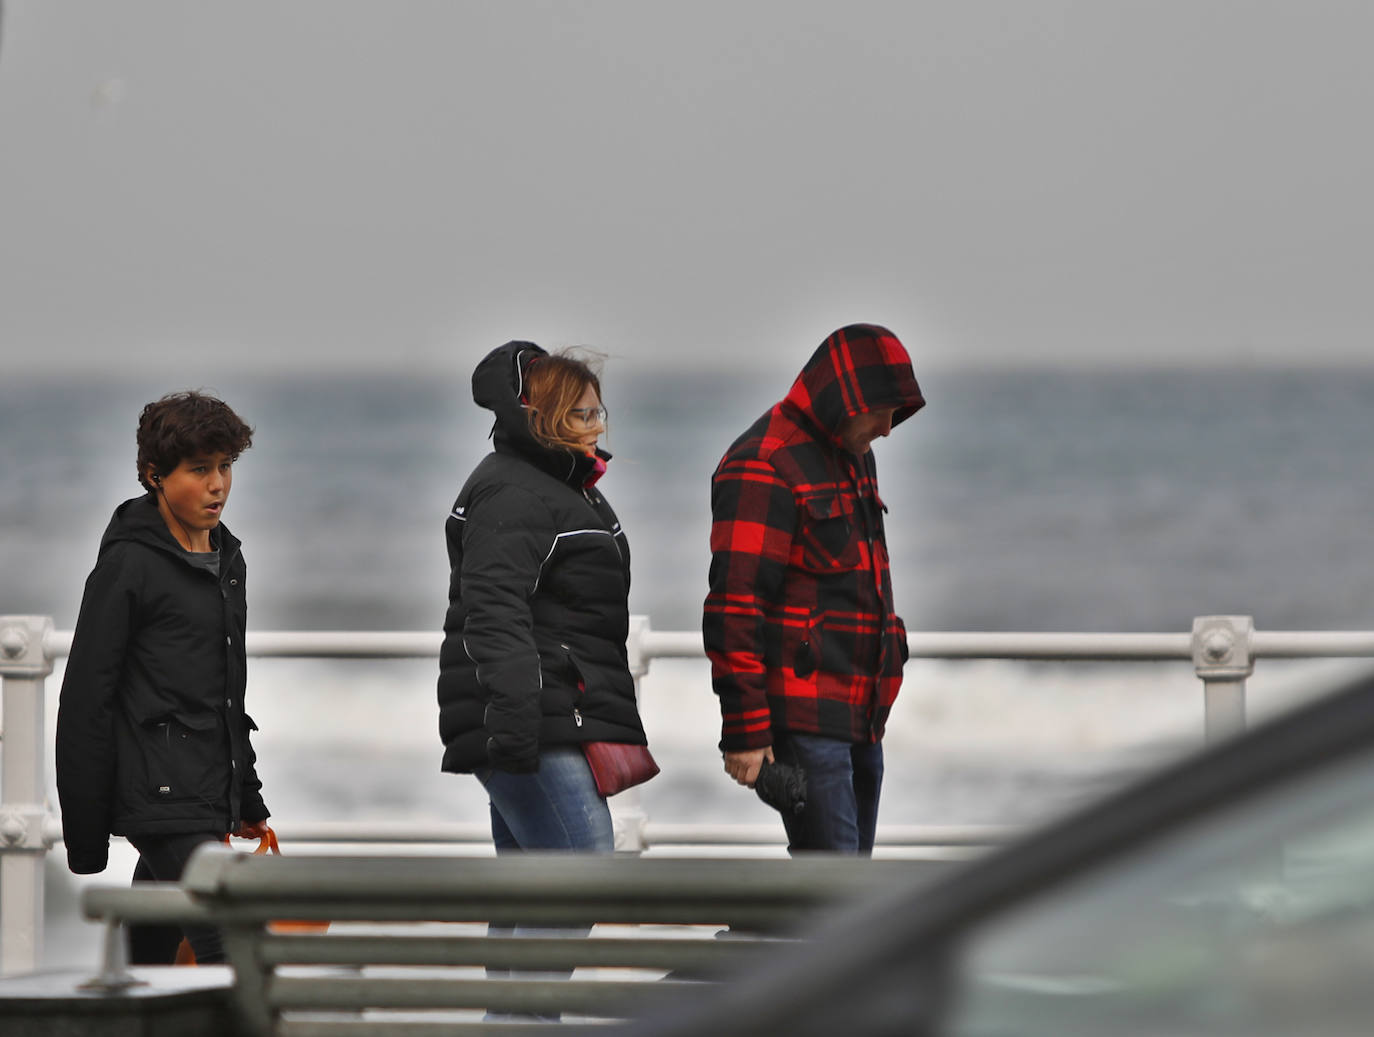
[[569, 406, 608, 428]]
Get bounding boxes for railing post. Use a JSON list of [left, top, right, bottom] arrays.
[[78, 919, 142, 993], [0, 615, 57, 975], [611, 615, 652, 853], [1191, 615, 1253, 744]]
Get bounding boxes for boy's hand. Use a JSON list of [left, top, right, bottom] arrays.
[[232, 820, 271, 840]]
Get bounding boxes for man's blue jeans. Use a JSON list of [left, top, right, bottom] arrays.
[[771, 732, 884, 855]]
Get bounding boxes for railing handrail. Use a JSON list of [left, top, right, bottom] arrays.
[[227, 819, 1010, 851], [37, 622, 1374, 662]]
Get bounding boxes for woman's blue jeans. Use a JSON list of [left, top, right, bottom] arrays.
[[476, 745, 615, 852], [476, 746, 614, 1019], [771, 732, 884, 856]]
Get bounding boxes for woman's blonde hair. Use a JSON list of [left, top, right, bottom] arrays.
[[525, 349, 604, 453]]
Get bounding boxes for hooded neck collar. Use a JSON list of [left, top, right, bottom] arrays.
[[471, 340, 610, 487], [100, 493, 240, 567]]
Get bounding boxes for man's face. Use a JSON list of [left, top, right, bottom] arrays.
[[836, 407, 898, 454]]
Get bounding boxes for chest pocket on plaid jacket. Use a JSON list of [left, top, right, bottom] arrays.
[[795, 492, 862, 572]]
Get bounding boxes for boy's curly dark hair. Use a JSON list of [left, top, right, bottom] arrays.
[[136, 391, 255, 491]]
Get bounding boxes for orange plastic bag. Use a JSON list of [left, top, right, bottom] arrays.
[[174, 826, 327, 965]]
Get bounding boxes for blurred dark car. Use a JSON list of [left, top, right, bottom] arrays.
[[623, 668, 1374, 1036]]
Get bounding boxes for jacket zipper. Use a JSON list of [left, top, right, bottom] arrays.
[[582, 489, 626, 563], [840, 451, 888, 737]]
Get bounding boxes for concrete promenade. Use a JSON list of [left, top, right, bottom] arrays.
[[0, 966, 233, 1035]]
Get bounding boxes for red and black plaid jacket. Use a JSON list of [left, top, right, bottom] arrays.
[[703, 324, 925, 751]]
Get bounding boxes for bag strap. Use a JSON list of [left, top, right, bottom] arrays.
[[220, 825, 281, 855]]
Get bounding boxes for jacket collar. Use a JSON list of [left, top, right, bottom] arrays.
[[100, 493, 240, 570]]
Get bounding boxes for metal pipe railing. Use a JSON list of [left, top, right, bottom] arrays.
[[9, 612, 1374, 975], [37, 622, 1374, 664], [906, 631, 1190, 659], [251, 819, 1008, 855]]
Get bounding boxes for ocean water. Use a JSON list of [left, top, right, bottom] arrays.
[[6, 367, 1374, 968]]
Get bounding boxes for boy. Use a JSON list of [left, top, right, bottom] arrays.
[[56, 390, 270, 964]]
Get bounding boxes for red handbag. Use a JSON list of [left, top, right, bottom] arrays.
[[581, 741, 660, 797]]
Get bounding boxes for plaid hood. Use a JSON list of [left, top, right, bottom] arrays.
[[781, 324, 925, 442]]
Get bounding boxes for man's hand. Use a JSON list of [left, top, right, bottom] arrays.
[[723, 747, 775, 788]]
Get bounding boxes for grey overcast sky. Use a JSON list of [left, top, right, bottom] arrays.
[[2, 0, 1372, 377]]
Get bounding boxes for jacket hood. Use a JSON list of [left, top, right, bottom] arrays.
[[99, 493, 240, 564], [471, 340, 608, 485], [782, 324, 926, 439]]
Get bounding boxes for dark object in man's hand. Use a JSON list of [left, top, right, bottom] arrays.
[[754, 761, 807, 815]]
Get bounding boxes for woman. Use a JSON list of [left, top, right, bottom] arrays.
[[438, 340, 649, 854]]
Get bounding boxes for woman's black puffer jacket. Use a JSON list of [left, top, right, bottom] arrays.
[[437, 341, 647, 774]]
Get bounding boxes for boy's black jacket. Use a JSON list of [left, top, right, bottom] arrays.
[[437, 341, 648, 774], [55, 494, 269, 874]]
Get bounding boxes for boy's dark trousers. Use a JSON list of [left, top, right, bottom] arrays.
[[127, 830, 226, 964]]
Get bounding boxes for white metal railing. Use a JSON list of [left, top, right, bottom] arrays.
[[8, 612, 1374, 975]]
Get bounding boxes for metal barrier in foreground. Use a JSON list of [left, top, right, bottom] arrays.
[[9, 613, 1374, 975], [79, 846, 945, 1033]]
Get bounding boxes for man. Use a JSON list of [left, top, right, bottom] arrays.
[[703, 324, 925, 853]]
